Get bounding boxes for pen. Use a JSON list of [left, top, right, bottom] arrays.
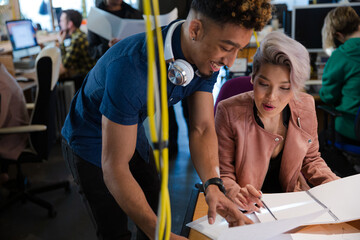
[[261, 199, 278, 220]]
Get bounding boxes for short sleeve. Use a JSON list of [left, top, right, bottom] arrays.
[[100, 57, 147, 125], [196, 74, 218, 93]]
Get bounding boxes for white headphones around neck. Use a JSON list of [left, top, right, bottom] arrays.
[[164, 20, 194, 87]]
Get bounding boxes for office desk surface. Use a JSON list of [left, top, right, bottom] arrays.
[[0, 32, 58, 55], [17, 69, 37, 91], [18, 80, 37, 92], [188, 193, 360, 240]]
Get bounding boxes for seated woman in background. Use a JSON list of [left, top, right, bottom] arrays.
[[320, 6, 360, 142], [215, 32, 339, 212]]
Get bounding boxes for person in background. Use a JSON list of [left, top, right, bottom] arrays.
[[320, 6, 360, 142], [215, 32, 339, 213], [61, 0, 272, 239], [58, 9, 95, 91], [87, 0, 143, 61], [0, 63, 29, 185]]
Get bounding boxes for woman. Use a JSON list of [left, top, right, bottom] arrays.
[[87, 0, 143, 61], [320, 6, 360, 141], [215, 32, 339, 212]]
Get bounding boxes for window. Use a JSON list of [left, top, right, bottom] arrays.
[[18, 0, 95, 32], [0, 0, 9, 5]]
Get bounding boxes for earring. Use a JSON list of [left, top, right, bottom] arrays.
[[192, 37, 195, 41]]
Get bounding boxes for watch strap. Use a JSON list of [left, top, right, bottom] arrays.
[[203, 177, 226, 195]]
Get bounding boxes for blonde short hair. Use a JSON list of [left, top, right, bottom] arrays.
[[322, 6, 360, 50]]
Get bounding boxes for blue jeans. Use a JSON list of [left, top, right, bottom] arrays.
[[61, 138, 160, 240]]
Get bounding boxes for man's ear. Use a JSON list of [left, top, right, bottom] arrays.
[[188, 19, 203, 41], [67, 21, 74, 30]]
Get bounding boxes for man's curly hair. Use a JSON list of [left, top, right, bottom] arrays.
[[191, 0, 272, 31]]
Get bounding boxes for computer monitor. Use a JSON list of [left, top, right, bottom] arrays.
[[291, 3, 360, 52], [272, 4, 288, 28], [5, 19, 41, 60]]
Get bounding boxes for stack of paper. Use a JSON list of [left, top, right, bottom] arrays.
[[187, 210, 326, 240], [186, 174, 360, 239], [257, 174, 360, 225]]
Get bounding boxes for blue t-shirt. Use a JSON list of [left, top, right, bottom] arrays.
[[61, 21, 218, 167]]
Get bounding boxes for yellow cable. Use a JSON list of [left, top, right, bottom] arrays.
[[253, 30, 260, 48], [151, 0, 171, 239], [144, 0, 171, 239]]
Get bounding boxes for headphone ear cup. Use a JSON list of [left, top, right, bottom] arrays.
[[172, 59, 194, 86]]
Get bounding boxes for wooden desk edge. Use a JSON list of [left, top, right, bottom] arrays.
[[188, 193, 360, 240]]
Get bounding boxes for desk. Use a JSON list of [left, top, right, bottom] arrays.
[[18, 80, 37, 92], [17, 69, 37, 92], [187, 193, 360, 240], [0, 32, 58, 55]]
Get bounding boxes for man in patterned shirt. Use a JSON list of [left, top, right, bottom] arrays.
[[58, 9, 95, 91]]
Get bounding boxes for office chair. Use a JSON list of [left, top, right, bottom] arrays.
[[214, 76, 253, 114], [0, 46, 70, 218], [318, 105, 360, 177]]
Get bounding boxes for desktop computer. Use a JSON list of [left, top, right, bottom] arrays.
[[5, 19, 41, 70]]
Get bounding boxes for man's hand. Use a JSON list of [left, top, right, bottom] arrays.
[[205, 185, 253, 227], [57, 30, 67, 44], [108, 38, 121, 47]]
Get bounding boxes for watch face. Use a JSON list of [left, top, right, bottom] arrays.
[[168, 68, 184, 85]]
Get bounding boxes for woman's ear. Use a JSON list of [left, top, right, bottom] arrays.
[[334, 32, 345, 44], [250, 77, 254, 84]]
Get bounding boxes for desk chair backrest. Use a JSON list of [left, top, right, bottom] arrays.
[[30, 46, 61, 159], [214, 76, 253, 114], [35, 46, 61, 91]]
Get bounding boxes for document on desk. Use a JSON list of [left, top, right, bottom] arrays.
[[87, 7, 178, 41], [256, 173, 360, 225], [186, 210, 326, 240]]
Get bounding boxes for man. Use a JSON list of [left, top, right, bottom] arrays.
[[88, 0, 143, 61], [58, 9, 95, 91], [61, 0, 272, 239]]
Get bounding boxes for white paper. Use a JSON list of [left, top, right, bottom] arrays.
[[87, 7, 178, 41], [256, 174, 360, 225], [256, 192, 333, 224], [87, 7, 113, 40], [186, 210, 326, 240], [309, 173, 360, 223], [115, 18, 146, 40], [143, 7, 178, 28], [291, 233, 360, 240], [186, 215, 229, 240], [218, 210, 326, 240]]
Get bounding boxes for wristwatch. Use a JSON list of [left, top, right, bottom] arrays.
[[203, 177, 226, 195]]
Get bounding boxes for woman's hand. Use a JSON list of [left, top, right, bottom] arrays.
[[231, 184, 264, 213]]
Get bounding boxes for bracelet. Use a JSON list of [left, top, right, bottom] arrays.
[[203, 177, 226, 195]]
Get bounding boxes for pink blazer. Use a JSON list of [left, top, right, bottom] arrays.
[[215, 91, 339, 199]]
